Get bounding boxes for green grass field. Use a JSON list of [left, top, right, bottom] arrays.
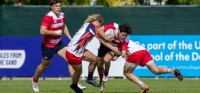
[[0, 78, 199, 93]]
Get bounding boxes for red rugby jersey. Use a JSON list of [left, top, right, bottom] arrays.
[[41, 11, 65, 48], [104, 23, 129, 51]]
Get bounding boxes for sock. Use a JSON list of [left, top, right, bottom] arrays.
[[33, 77, 38, 82], [87, 72, 94, 80], [72, 83, 78, 88], [138, 81, 145, 88], [168, 68, 173, 73], [104, 69, 109, 76], [99, 75, 103, 82]]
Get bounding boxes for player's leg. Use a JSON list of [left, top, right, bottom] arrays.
[[57, 47, 86, 89], [103, 62, 110, 82], [146, 61, 170, 74], [123, 62, 149, 93], [102, 52, 114, 82], [70, 64, 83, 93], [32, 58, 51, 92], [65, 50, 83, 93], [146, 61, 183, 81], [33, 59, 51, 80], [32, 44, 55, 92], [140, 50, 183, 81], [98, 52, 114, 91], [87, 62, 96, 79], [83, 50, 100, 87], [68, 64, 86, 89], [85, 50, 97, 81]]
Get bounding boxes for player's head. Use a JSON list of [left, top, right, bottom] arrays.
[[50, 0, 62, 15], [118, 24, 131, 40], [84, 14, 104, 27]]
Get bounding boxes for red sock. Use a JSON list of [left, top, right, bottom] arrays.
[[33, 77, 38, 82], [99, 75, 103, 82]]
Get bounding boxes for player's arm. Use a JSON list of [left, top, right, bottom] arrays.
[[97, 35, 120, 56], [112, 54, 120, 61], [40, 26, 62, 35], [98, 26, 114, 42], [63, 24, 72, 40], [120, 41, 128, 58], [40, 16, 62, 36], [90, 24, 119, 55]]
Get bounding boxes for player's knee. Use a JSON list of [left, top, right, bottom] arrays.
[[123, 70, 129, 77], [123, 72, 127, 76], [74, 68, 82, 75], [90, 61, 96, 65], [104, 58, 111, 63], [42, 65, 49, 70], [40, 62, 49, 69], [77, 71, 82, 75]]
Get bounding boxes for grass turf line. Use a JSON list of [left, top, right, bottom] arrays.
[[0, 78, 199, 93]]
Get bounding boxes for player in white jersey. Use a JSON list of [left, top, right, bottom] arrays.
[[65, 14, 120, 93], [123, 40, 183, 93], [31, 0, 85, 92]]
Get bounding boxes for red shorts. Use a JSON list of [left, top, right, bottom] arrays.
[[126, 50, 153, 67], [65, 50, 83, 65]]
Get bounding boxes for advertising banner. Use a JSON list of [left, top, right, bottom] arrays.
[[0, 36, 70, 77], [130, 35, 200, 77], [0, 35, 199, 78]]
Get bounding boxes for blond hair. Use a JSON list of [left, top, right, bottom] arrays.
[[84, 14, 104, 25]]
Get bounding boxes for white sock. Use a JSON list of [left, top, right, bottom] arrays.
[[138, 81, 145, 88], [168, 68, 173, 73]]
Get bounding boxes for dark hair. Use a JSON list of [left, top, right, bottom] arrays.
[[119, 24, 132, 34], [50, 0, 62, 10]]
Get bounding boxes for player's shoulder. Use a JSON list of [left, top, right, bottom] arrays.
[[128, 40, 145, 49], [105, 22, 119, 29], [113, 22, 119, 26], [46, 11, 54, 16], [60, 12, 65, 17], [60, 12, 65, 15], [86, 23, 95, 28], [105, 22, 117, 26], [42, 11, 53, 20], [125, 36, 130, 41], [45, 11, 65, 17]]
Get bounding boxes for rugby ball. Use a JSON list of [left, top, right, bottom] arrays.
[[105, 29, 116, 38]]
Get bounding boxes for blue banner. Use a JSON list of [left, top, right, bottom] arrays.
[[129, 35, 200, 77], [0, 36, 70, 77], [0, 35, 200, 77]]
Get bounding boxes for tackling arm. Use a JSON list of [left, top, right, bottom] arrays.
[[98, 26, 114, 42], [97, 35, 120, 56]]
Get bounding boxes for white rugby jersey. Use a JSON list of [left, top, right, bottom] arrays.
[[67, 23, 97, 57], [127, 40, 146, 54], [41, 11, 65, 48]]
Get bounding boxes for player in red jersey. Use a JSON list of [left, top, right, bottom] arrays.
[[65, 14, 120, 93], [31, 0, 85, 92], [124, 40, 183, 93], [86, 23, 132, 90]]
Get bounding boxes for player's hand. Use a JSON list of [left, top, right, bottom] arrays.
[[121, 54, 127, 59], [54, 30, 62, 35], [121, 51, 128, 59], [112, 47, 120, 56]]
